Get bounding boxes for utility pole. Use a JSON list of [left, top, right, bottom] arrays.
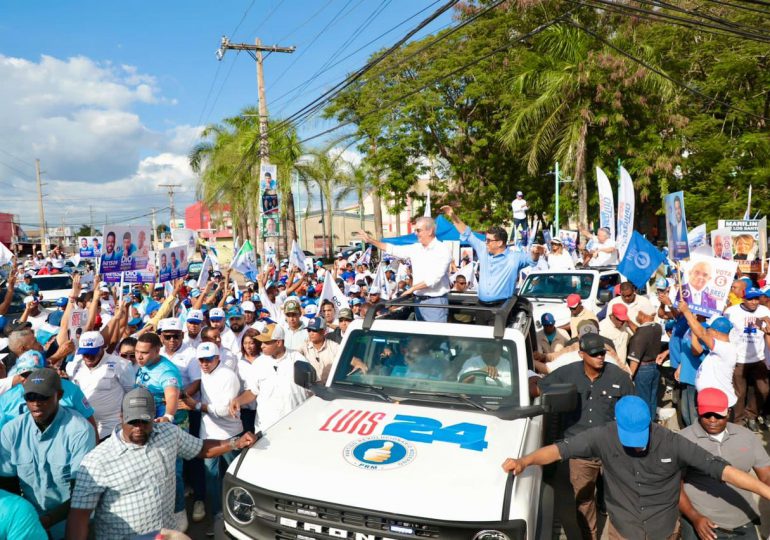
[[89, 205, 94, 236], [217, 36, 295, 256], [151, 207, 158, 250], [35, 159, 48, 256], [159, 184, 182, 230]]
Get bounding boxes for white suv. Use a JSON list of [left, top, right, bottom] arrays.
[[220, 295, 576, 540]]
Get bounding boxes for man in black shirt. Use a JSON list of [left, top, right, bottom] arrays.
[[538, 333, 634, 539], [502, 396, 770, 539], [627, 306, 663, 420]]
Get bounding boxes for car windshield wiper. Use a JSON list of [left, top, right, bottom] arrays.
[[407, 390, 489, 411], [335, 380, 393, 402]]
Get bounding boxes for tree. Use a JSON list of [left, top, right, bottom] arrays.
[[335, 160, 376, 231], [74, 225, 92, 237]]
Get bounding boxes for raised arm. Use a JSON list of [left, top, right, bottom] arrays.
[[358, 230, 387, 252], [0, 271, 17, 315], [678, 298, 714, 350], [86, 275, 102, 331]]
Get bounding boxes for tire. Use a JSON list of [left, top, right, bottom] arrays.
[[535, 479, 556, 540]]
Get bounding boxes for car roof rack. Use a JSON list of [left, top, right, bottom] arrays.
[[362, 295, 526, 339]]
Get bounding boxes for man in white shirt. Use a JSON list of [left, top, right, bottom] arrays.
[[581, 227, 617, 267], [599, 303, 631, 364], [511, 191, 528, 231], [182, 309, 204, 349], [21, 295, 52, 331], [607, 282, 654, 333], [458, 342, 512, 386], [724, 288, 770, 429], [359, 216, 452, 322], [158, 318, 200, 387], [65, 331, 135, 440], [199, 327, 238, 371], [229, 324, 311, 431], [220, 306, 246, 357], [179, 342, 242, 526], [280, 298, 308, 351], [300, 318, 339, 384]]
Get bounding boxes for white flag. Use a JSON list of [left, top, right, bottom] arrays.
[[319, 273, 350, 316], [743, 184, 752, 220], [208, 248, 220, 272], [0, 242, 13, 266], [596, 167, 615, 240], [358, 246, 372, 266], [424, 189, 431, 217], [688, 224, 707, 250], [231, 240, 258, 277], [289, 239, 306, 271], [69, 253, 81, 268], [616, 166, 635, 259], [198, 255, 212, 289]]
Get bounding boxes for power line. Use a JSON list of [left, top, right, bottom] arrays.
[[0, 148, 34, 168], [251, 0, 288, 38], [700, 0, 770, 16]]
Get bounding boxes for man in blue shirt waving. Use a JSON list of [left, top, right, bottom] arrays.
[[441, 206, 543, 321]]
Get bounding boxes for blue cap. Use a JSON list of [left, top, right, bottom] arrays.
[[615, 396, 651, 448], [709, 317, 733, 334], [306, 317, 326, 332], [655, 278, 669, 290], [258, 308, 271, 316], [11, 350, 46, 375], [315, 260, 322, 266], [55, 297, 68, 308], [265, 280, 277, 290], [227, 306, 244, 319], [128, 316, 143, 327], [350, 298, 363, 306], [190, 289, 201, 298], [145, 301, 161, 315], [540, 313, 556, 326], [47, 311, 64, 327], [745, 287, 763, 300]]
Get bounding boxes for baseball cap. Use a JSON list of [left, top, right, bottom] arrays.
[[550, 237, 562, 245], [196, 342, 219, 359], [122, 387, 155, 423], [227, 306, 244, 319], [186, 309, 204, 324], [349, 284, 361, 294], [697, 387, 729, 416], [338, 308, 354, 321], [350, 298, 363, 306], [368, 286, 381, 296], [516, 191, 523, 196], [306, 317, 326, 332], [265, 280, 277, 290], [745, 287, 763, 300], [212, 271, 223, 278], [11, 350, 45, 375], [579, 333, 606, 356], [257, 323, 285, 342], [540, 313, 556, 326], [22, 368, 62, 398], [209, 307, 225, 320], [315, 260, 323, 267], [158, 318, 183, 333], [190, 289, 202, 298], [55, 297, 68, 308], [577, 319, 599, 336], [655, 277, 669, 290], [283, 298, 301, 314], [241, 301, 256, 313], [153, 283, 165, 290], [566, 293, 581, 308], [47, 311, 64, 327], [77, 331, 105, 355], [225, 295, 237, 305], [304, 304, 318, 316], [128, 316, 143, 327], [709, 316, 733, 335], [23, 295, 39, 305], [611, 303, 629, 321], [615, 396, 651, 448]]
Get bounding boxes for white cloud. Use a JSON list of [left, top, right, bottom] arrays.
[[0, 53, 204, 227]]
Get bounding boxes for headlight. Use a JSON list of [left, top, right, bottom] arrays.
[[226, 486, 255, 524], [472, 531, 511, 540]]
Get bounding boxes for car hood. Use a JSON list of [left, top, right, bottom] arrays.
[[230, 396, 530, 522]]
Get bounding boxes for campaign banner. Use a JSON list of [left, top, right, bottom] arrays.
[[171, 228, 197, 253], [318, 270, 350, 317], [664, 191, 689, 260], [616, 166, 635, 259], [103, 270, 156, 284], [710, 228, 733, 261], [717, 218, 767, 273], [78, 236, 102, 258], [260, 163, 279, 217], [99, 226, 152, 273], [261, 215, 281, 238], [558, 230, 578, 254], [596, 167, 615, 240], [157, 245, 190, 283], [69, 308, 88, 340], [675, 254, 737, 317]]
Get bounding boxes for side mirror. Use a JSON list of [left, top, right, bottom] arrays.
[[597, 289, 612, 305], [294, 361, 318, 389], [541, 383, 577, 413]]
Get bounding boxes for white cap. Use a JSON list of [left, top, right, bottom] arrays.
[[349, 284, 361, 293], [77, 331, 105, 354], [186, 309, 204, 323], [209, 307, 226, 320], [186, 279, 198, 288], [153, 283, 165, 290], [23, 295, 37, 305], [99, 284, 110, 292], [196, 342, 219, 359], [158, 318, 183, 332], [304, 304, 318, 315], [241, 301, 256, 312], [225, 295, 236, 304]]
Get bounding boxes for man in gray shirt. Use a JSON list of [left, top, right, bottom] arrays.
[[679, 387, 770, 540]]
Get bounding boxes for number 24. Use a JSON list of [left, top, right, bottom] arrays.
[[382, 415, 488, 452]]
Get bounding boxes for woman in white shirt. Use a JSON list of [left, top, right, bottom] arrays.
[[545, 238, 575, 270]]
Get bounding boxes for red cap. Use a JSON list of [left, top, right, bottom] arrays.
[[613, 284, 621, 296], [611, 303, 629, 321], [566, 293, 581, 308], [697, 388, 729, 416]]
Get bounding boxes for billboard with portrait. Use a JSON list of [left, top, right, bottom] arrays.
[[664, 191, 689, 260], [157, 245, 190, 283], [261, 214, 281, 238], [717, 218, 767, 273], [260, 163, 279, 217], [710, 228, 733, 261], [674, 254, 737, 317], [99, 225, 152, 273], [78, 236, 102, 258], [558, 230, 578, 254]]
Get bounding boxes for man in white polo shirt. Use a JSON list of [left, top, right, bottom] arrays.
[[183, 309, 204, 349], [180, 342, 242, 531], [66, 331, 135, 440], [158, 318, 200, 388]]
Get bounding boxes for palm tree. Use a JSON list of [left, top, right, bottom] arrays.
[[334, 160, 375, 231], [295, 142, 352, 257]]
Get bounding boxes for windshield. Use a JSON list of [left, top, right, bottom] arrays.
[[331, 330, 520, 406], [519, 273, 594, 299], [31, 275, 73, 291]]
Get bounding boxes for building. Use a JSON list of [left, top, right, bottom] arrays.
[[184, 201, 235, 263], [0, 213, 23, 248]]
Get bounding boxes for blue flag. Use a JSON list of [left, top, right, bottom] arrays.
[[618, 231, 666, 289]]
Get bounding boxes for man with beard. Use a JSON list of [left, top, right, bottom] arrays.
[[101, 232, 119, 263], [183, 308, 204, 349], [65, 331, 135, 441], [66, 387, 257, 540], [220, 306, 247, 357]]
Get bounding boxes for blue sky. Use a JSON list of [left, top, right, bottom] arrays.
[[0, 0, 453, 230]]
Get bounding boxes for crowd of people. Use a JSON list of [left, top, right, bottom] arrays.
[[0, 206, 769, 540]]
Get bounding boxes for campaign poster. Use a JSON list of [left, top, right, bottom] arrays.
[[99, 225, 152, 273], [69, 308, 88, 340], [459, 246, 474, 265], [542, 230, 553, 248], [675, 254, 737, 317], [717, 218, 767, 273], [261, 215, 281, 238], [157, 245, 190, 283], [664, 191, 689, 260], [264, 241, 277, 266], [687, 224, 707, 251], [260, 163, 279, 216], [78, 236, 102, 258], [558, 230, 578, 254], [710, 228, 733, 261], [171, 228, 197, 254], [103, 250, 156, 284]]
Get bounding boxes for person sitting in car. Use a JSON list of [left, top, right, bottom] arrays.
[[458, 342, 511, 386]]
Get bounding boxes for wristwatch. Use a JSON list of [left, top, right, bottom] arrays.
[[195, 402, 202, 412], [229, 436, 239, 450]]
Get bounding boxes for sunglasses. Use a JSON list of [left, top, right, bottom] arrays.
[[120, 352, 136, 360], [485, 237, 501, 243], [307, 328, 324, 333], [701, 412, 727, 420], [161, 333, 182, 340], [198, 356, 217, 363], [24, 393, 52, 402], [127, 419, 152, 427]]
